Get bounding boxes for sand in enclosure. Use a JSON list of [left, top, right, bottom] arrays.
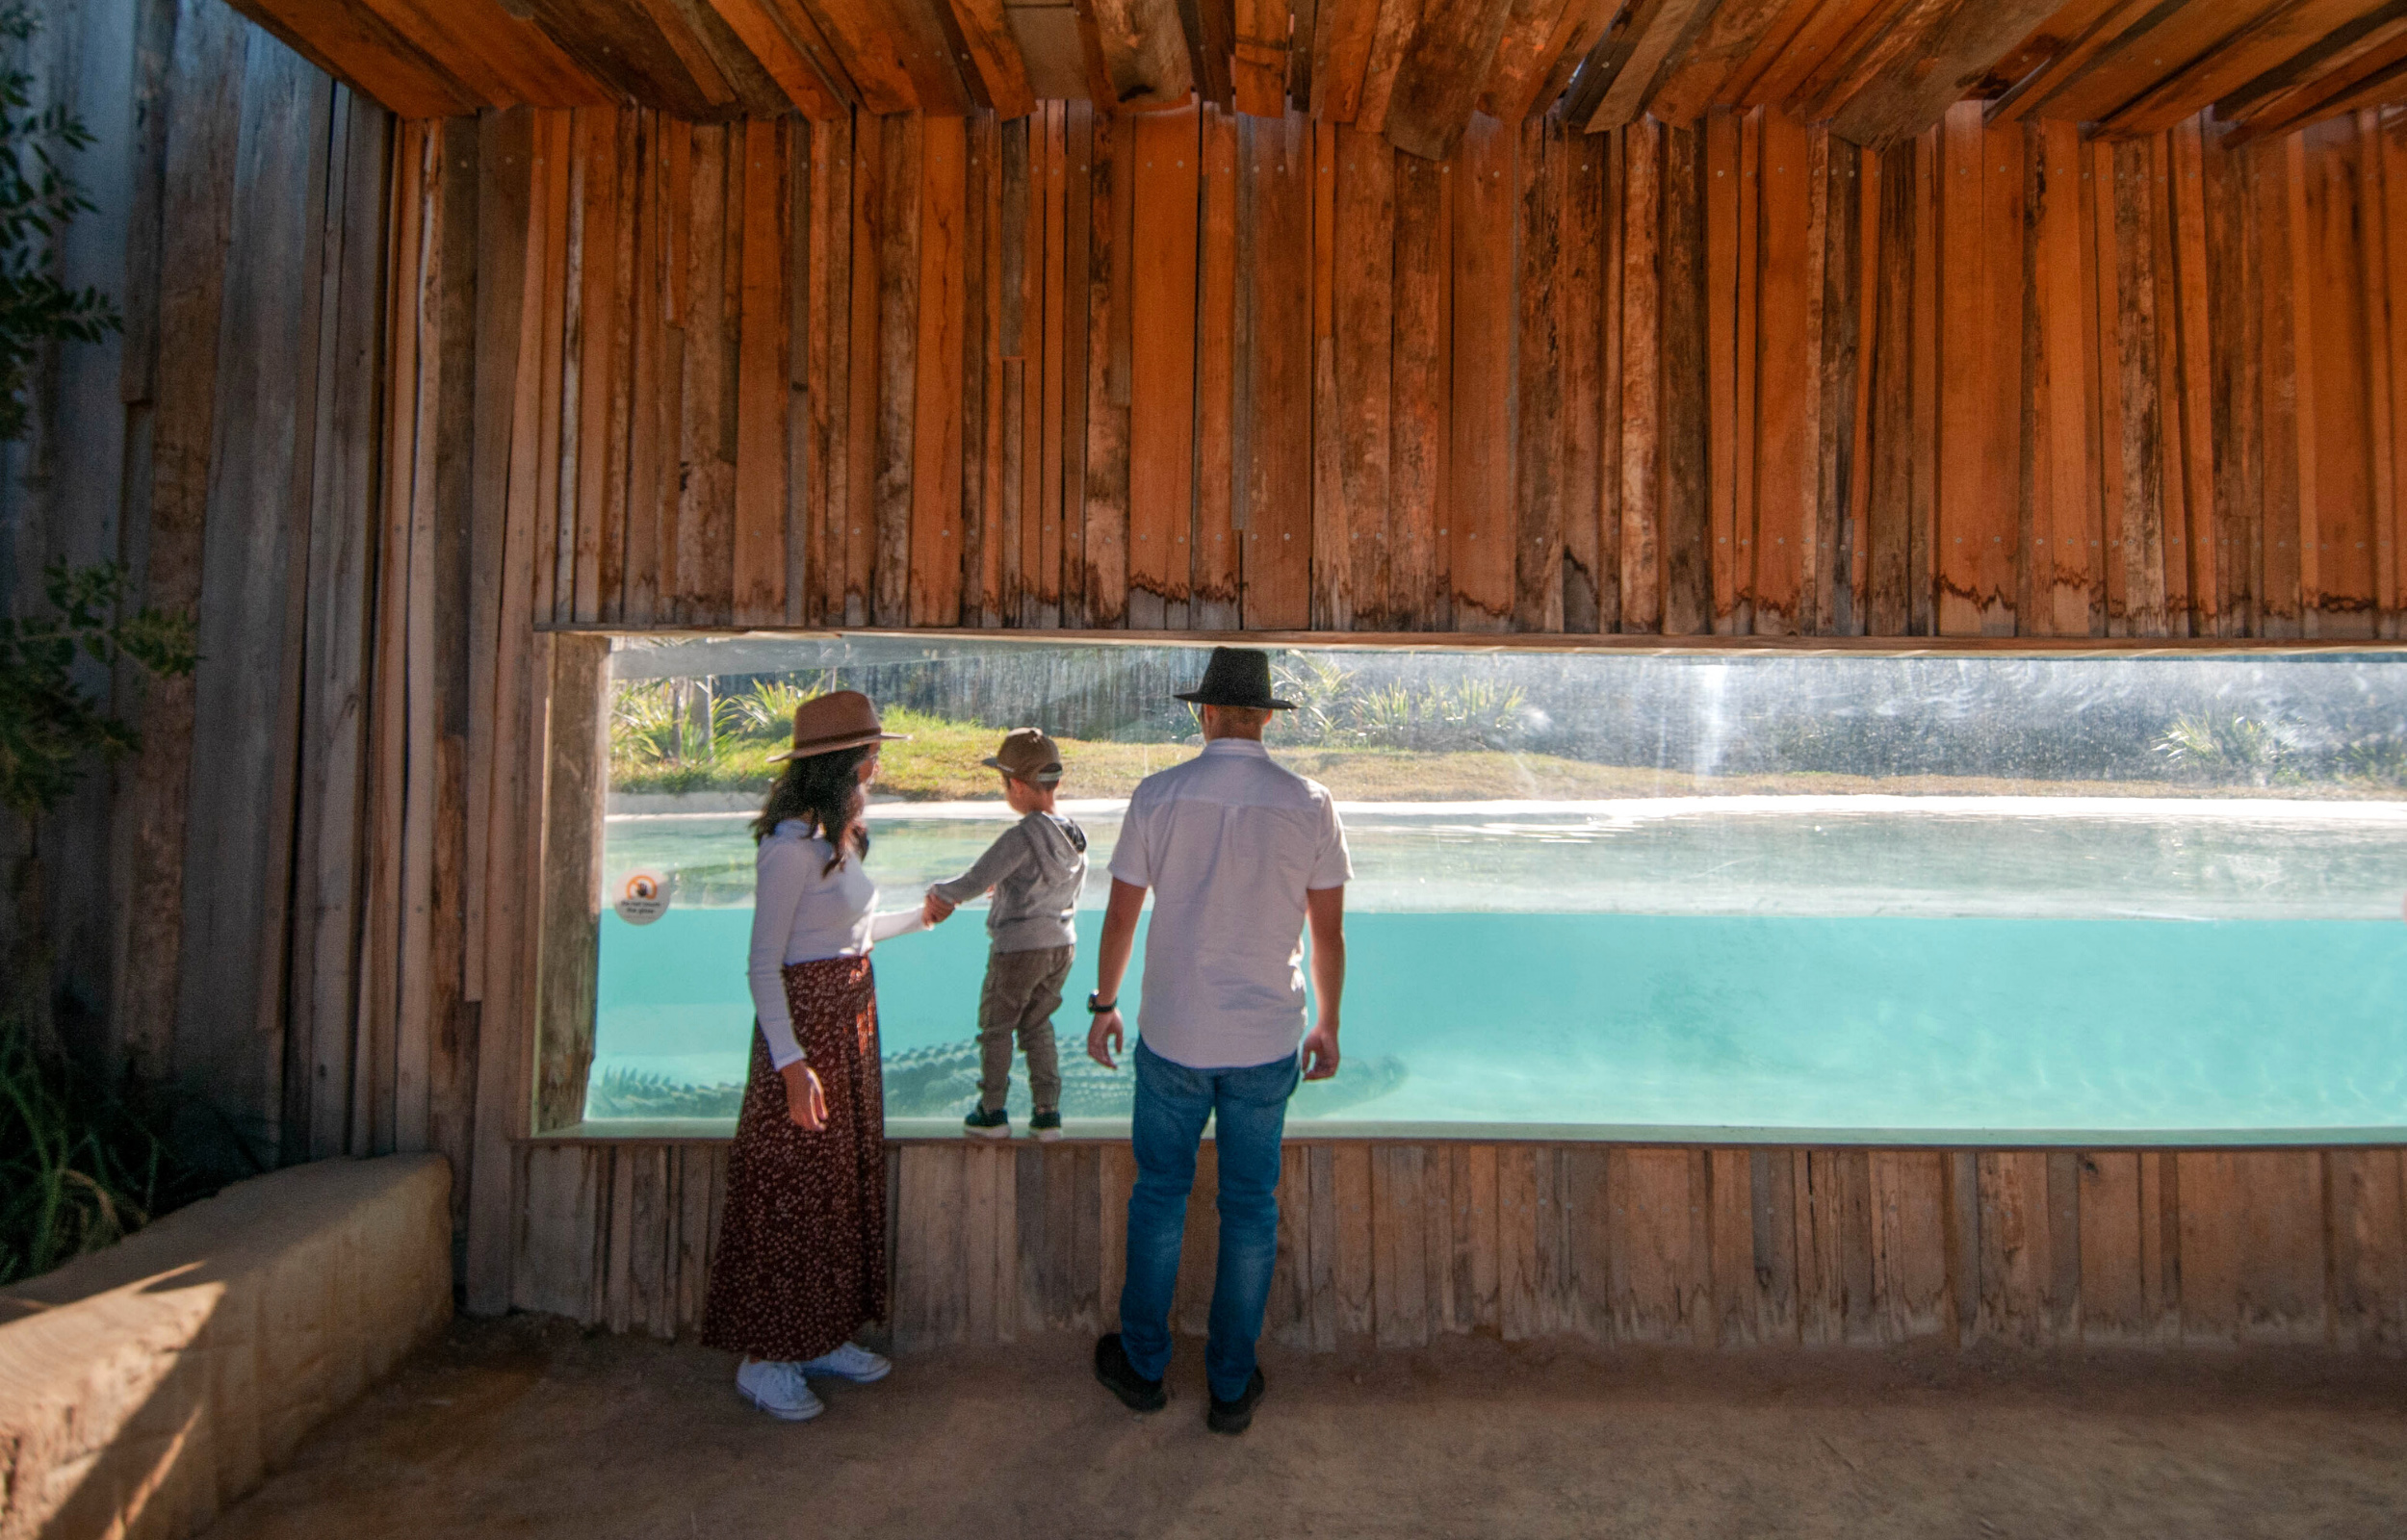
[[205, 1315, 2407, 1539]]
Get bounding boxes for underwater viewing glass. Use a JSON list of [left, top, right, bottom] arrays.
[[584, 635, 2407, 1144]]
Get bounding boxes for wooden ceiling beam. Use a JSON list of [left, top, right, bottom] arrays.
[[2271, 50, 2407, 124], [1312, 0, 1383, 116], [2231, 23, 2407, 138], [1721, 0, 1834, 105], [1984, 0, 2161, 126], [2028, 0, 2290, 126], [1087, 0, 1197, 105], [2099, 0, 2395, 136], [1587, 0, 1725, 130], [2220, 0, 2407, 119], [350, 0, 608, 107], [1354, 0, 1424, 134], [705, 0, 851, 116], [1794, 0, 1950, 123], [1825, 0, 2068, 145], [1231, 0, 1293, 116], [236, 0, 482, 117], [939, 0, 1041, 116], [1747, 0, 1892, 112], [1647, 0, 1794, 123], [658, 0, 798, 116], [1516, 0, 1618, 120], [1292, 0, 1321, 103], [1385, 0, 1516, 156], [523, 0, 726, 115], [1477, 0, 1578, 121], [805, 0, 931, 113]]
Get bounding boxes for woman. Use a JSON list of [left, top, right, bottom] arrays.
[[702, 689, 944, 1422]]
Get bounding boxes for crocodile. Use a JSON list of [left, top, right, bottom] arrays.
[[591, 1041, 1409, 1121]]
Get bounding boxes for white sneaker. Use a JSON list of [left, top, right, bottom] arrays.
[[736, 1358, 825, 1421], [799, 1341, 893, 1383]]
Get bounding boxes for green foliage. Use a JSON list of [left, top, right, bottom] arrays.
[[2152, 713, 2303, 786], [0, 560, 198, 823], [0, 2, 122, 445], [1274, 655, 1530, 752], [2335, 733, 2407, 786], [0, 1008, 213, 1285]]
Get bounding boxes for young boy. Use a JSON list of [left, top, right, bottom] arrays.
[[926, 728, 1088, 1142]]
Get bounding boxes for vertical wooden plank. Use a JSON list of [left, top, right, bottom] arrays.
[[1390, 146, 1445, 629], [1336, 123, 1395, 631], [1454, 1144, 1499, 1334], [2380, 116, 2407, 637], [1128, 104, 1202, 627], [1311, 120, 1350, 629], [1270, 1140, 1314, 1347], [1331, 1141, 1374, 1338], [1561, 120, 1606, 633], [1869, 1150, 1950, 1343], [1866, 137, 1914, 636], [1058, 101, 1094, 628], [2111, 137, 2169, 638], [1514, 114, 1564, 632], [1662, 120, 1711, 635], [909, 114, 966, 626], [2331, 1149, 2407, 1348], [965, 114, 1000, 628], [872, 113, 921, 626], [1097, 1142, 1132, 1334], [1421, 1143, 1457, 1332], [1707, 1147, 1753, 1345], [1304, 1145, 1338, 1349], [805, 113, 846, 625], [1612, 1149, 1701, 1344], [1496, 1142, 1540, 1340], [677, 1143, 716, 1330], [1705, 109, 1743, 632], [531, 113, 575, 629], [1372, 1144, 1429, 1347], [1976, 1151, 2053, 1346], [1451, 111, 1514, 629], [1195, 104, 1241, 629], [2171, 116, 2220, 636], [2259, 134, 2306, 636], [1807, 129, 1860, 638], [1241, 112, 1313, 629], [2307, 116, 2380, 637], [840, 112, 879, 626], [2078, 1150, 2144, 1341], [572, 110, 619, 624], [734, 116, 789, 625], [1976, 114, 2025, 638], [1934, 102, 1982, 636], [1083, 113, 1132, 629], [619, 114, 663, 628], [513, 1144, 603, 1320], [787, 116, 813, 626], [1561, 1146, 1611, 1341], [1753, 107, 1810, 635]]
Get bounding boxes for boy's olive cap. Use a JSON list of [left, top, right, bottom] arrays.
[[982, 727, 1063, 783]]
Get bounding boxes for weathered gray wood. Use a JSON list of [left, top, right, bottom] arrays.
[[533, 636, 609, 1132]]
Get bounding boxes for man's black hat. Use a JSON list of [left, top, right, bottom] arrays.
[[1172, 646, 1296, 710]]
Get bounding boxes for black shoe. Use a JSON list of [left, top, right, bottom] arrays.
[[1093, 1334, 1167, 1413], [964, 1106, 1010, 1140], [1030, 1109, 1063, 1142], [1206, 1368, 1266, 1435]]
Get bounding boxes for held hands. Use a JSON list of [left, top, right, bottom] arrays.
[[779, 1060, 829, 1131], [922, 889, 956, 926], [1087, 1008, 1125, 1070], [1300, 1018, 1340, 1081]]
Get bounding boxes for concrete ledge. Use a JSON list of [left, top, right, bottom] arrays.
[[0, 1155, 452, 1540]]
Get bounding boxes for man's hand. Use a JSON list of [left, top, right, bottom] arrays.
[[1300, 1019, 1340, 1081], [1087, 1008, 1125, 1070], [780, 1060, 829, 1131], [923, 889, 956, 926]]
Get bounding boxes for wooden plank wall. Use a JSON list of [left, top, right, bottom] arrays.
[[402, 97, 2407, 643], [516, 1139, 2407, 1353]]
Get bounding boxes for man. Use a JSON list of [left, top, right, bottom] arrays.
[[1086, 646, 1350, 1435]]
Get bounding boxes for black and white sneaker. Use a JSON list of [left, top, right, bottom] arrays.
[[1030, 1109, 1063, 1142], [963, 1106, 1010, 1140]]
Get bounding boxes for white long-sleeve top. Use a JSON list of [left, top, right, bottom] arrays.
[[747, 818, 926, 1069]]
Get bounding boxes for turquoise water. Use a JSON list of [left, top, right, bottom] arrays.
[[590, 804, 2407, 1140]]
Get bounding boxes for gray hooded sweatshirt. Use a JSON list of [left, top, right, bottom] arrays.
[[929, 811, 1088, 954]]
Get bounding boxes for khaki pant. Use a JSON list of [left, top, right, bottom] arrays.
[[977, 944, 1074, 1115]]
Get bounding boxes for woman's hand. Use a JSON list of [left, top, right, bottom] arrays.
[[780, 1060, 829, 1131], [1087, 1008, 1125, 1070]]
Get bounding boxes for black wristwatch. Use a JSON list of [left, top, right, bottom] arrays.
[[1087, 991, 1117, 1014]]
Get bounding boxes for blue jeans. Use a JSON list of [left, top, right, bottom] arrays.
[[1117, 1040, 1299, 1401]]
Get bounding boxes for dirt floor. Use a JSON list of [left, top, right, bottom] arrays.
[[206, 1315, 2407, 1539]]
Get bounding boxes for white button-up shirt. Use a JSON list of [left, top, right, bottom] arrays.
[[1107, 738, 1353, 1069]]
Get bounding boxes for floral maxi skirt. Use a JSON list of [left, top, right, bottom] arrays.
[[701, 956, 888, 1362]]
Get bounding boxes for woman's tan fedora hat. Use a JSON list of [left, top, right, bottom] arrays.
[[769, 689, 909, 762]]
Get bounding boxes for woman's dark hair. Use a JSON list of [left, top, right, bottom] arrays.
[[753, 743, 875, 873]]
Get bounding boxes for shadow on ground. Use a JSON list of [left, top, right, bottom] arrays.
[[203, 1314, 2407, 1539]]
